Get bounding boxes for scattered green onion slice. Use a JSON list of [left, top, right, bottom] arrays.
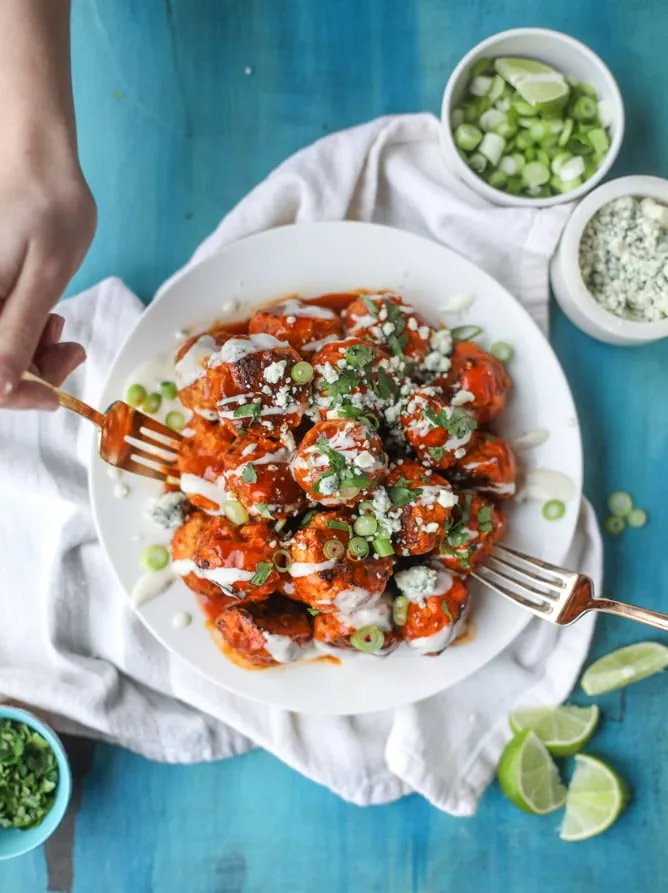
[[323, 539, 346, 560], [143, 392, 162, 414], [542, 499, 566, 521], [272, 549, 292, 572], [350, 625, 385, 653], [372, 537, 395, 557], [338, 486, 360, 501], [299, 509, 318, 528], [490, 341, 514, 363], [256, 503, 274, 520], [358, 501, 375, 515], [627, 508, 647, 528], [140, 544, 169, 572], [126, 384, 146, 407], [348, 536, 370, 559], [608, 491, 633, 517], [165, 411, 186, 431], [224, 500, 249, 526], [291, 361, 314, 384], [353, 515, 378, 537], [604, 515, 626, 536], [454, 123, 483, 152], [362, 413, 380, 430], [393, 596, 409, 626], [451, 325, 483, 342], [327, 519, 352, 532], [242, 463, 257, 484], [250, 561, 273, 586], [160, 381, 178, 400]]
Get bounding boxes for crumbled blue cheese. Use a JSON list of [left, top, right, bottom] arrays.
[[579, 195, 668, 321], [394, 565, 438, 605], [146, 491, 189, 529], [263, 360, 287, 383]]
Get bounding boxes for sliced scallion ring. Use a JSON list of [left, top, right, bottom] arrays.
[[604, 515, 626, 536], [451, 325, 483, 342], [140, 544, 169, 572], [338, 486, 360, 501], [348, 536, 370, 559], [165, 411, 186, 432], [542, 499, 565, 521], [350, 625, 385, 654], [126, 384, 147, 407], [358, 501, 375, 515], [291, 361, 314, 384], [323, 539, 346, 560], [490, 341, 514, 363], [353, 515, 378, 537], [224, 500, 249, 526], [272, 549, 292, 573], [392, 596, 409, 626], [372, 536, 395, 558], [143, 392, 162, 414], [627, 508, 647, 528], [608, 491, 633, 517], [161, 380, 178, 400]]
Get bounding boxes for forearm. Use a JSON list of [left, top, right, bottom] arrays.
[[0, 0, 78, 164]]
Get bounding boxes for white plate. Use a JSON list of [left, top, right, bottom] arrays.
[[90, 222, 582, 715]]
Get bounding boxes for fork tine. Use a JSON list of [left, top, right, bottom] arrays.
[[138, 416, 183, 447], [124, 435, 178, 464], [136, 429, 182, 456], [486, 555, 561, 600], [496, 543, 571, 578], [121, 458, 171, 482], [127, 446, 176, 473], [472, 569, 553, 614]]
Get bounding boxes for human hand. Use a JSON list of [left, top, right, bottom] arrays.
[[0, 157, 96, 410]]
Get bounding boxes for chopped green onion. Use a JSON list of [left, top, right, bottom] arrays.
[[587, 127, 610, 156], [627, 508, 647, 528], [358, 501, 375, 515], [451, 108, 465, 130], [479, 109, 507, 132], [224, 500, 249, 526], [515, 130, 534, 150], [454, 123, 483, 152], [350, 625, 385, 653], [490, 341, 514, 363], [323, 539, 346, 560], [372, 537, 395, 558], [572, 95, 597, 122], [354, 515, 378, 537], [487, 170, 508, 190], [468, 152, 487, 174], [470, 75, 493, 97], [242, 463, 257, 483], [551, 151, 572, 175], [452, 325, 483, 342], [604, 515, 626, 536], [160, 381, 178, 400], [558, 117, 574, 147], [542, 499, 566, 521], [233, 402, 261, 420], [608, 491, 633, 517], [126, 384, 146, 407], [578, 82, 598, 99], [165, 411, 186, 431], [488, 74, 505, 103], [479, 132, 505, 166], [327, 519, 352, 532], [338, 486, 361, 500], [256, 503, 274, 520], [559, 155, 585, 182], [299, 509, 318, 528], [291, 361, 314, 384], [522, 161, 550, 187], [470, 57, 492, 78], [348, 536, 370, 559], [140, 544, 170, 572], [272, 549, 292, 572], [512, 99, 538, 117], [250, 561, 273, 586], [393, 596, 409, 626], [142, 392, 162, 414]]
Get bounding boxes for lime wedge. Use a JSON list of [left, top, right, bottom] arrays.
[[509, 705, 599, 757], [560, 754, 630, 842], [497, 729, 567, 815], [494, 57, 570, 115], [581, 642, 668, 695]]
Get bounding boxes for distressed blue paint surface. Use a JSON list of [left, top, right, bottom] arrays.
[[4, 0, 668, 890]]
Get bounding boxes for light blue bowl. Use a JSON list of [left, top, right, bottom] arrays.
[[0, 706, 72, 860]]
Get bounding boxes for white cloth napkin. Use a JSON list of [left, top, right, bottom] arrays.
[[0, 113, 601, 816]]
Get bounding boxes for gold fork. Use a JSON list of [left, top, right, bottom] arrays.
[[474, 543, 668, 632], [23, 371, 182, 483]]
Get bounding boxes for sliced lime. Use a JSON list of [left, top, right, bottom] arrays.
[[497, 729, 567, 815], [581, 642, 668, 695], [509, 705, 599, 757], [560, 755, 630, 842], [495, 57, 570, 116]]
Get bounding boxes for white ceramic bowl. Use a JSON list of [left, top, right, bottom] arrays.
[[440, 28, 625, 208], [551, 175, 668, 345]]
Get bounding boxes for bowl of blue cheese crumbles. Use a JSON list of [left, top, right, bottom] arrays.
[[551, 176, 668, 344]]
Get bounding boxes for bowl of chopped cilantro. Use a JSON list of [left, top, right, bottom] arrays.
[[0, 706, 72, 860]]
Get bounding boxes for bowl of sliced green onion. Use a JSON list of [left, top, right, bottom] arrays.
[[441, 28, 624, 206]]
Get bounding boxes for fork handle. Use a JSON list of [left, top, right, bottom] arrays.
[[592, 598, 668, 632], [22, 371, 105, 427]]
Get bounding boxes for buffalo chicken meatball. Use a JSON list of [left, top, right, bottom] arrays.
[[394, 562, 470, 655], [433, 341, 511, 424], [344, 293, 434, 366], [176, 332, 310, 433], [215, 594, 313, 669], [310, 337, 399, 421], [384, 460, 458, 556], [291, 419, 388, 506], [436, 492, 505, 573], [248, 298, 342, 355], [313, 593, 400, 655], [287, 510, 394, 613], [448, 432, 517, 499], [221, 429, 306, 520], [176, 417, 235, 514], [171, 515, 281, 601], [399, 387, 478, 470]]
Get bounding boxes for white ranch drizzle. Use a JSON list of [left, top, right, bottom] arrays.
[[171, 559, 255, 589], [262, 632, 304, 663], [440, 293, 476, 314], [517, 469, 575, 503], [210, 333, 284, 366], [289, 558, 338, 578], [174, 335, 217, 389], [511, 429, 550, 452], [131, 567, 177, 608], [274, 299, 337, 319], [179, 473, 227, 511], [172, 612, 192, 629]]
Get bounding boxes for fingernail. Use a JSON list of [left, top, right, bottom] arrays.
[[51, 315, 66, 340], [0, 366, 14, 398]]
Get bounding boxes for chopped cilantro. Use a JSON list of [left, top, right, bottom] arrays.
[[0, 720, 58, 830], [424, 404, 477, 440], [307, 607, 321, 616], [429, 446, 445, 462], [256, 503, 274, 519], [250, 561, 273, 586], [374, 367, 399, 402], [345, 344, 374, 369], [316, 443, 348, 473], [361, 295, 379, 317], [233, 402, 262, 423], [387, 332, 408, 358], [242, 463, 257, 483], [324, 368, 360, 401], [441, 600, 454, 623], [478, 505, 494, 533], [387, 477, 422, 508], [383, 299, 407, 335]]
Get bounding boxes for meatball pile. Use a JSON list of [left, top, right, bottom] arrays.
[[168, 293, 515, 668]]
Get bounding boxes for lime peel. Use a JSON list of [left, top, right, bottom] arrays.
[[497, 729, 567, 815], [509, 705, 599, 757]]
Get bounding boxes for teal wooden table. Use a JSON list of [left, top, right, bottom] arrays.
[[5, 1, 668, 891]]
